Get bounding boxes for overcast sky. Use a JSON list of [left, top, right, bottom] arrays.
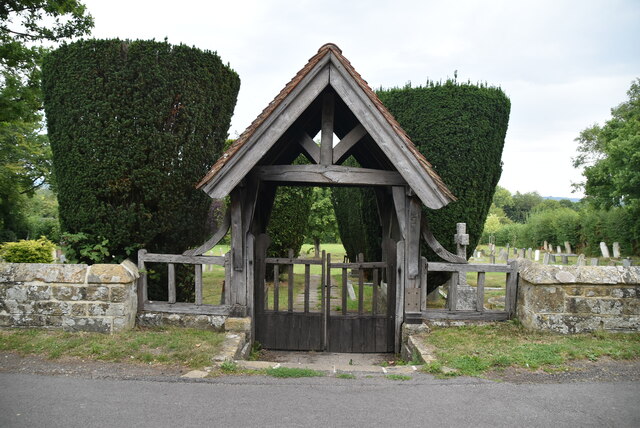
[[81, 0, 639, 198]]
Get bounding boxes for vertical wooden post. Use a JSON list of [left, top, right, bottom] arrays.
[[230, 187, 245, 306], [246, 233, 255, 337], [320, 91, 334, 165], [224, 252, 231, 305], [137, 249, 147, 311], [420, 257, 428, 311], [448, 273, 458, 311], [167, 263, 176, 304], [194, 264, 203, 305], [323, 251, 328, 350], [477, 272, 486, 312], [288, 249, 294, 313], [395, 240, 405, 353], [358, 253, 364, 315], [304, 263, 310, 313], [506, 260, 518, 317], [273, 265, 280, 312]]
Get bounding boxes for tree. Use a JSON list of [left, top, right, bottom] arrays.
[[305, 187, 338, 258], [503, 191, 544, 223], [573, 78, 640, 252], [42, 39, 240, 265], [0, 1, 93, 241]]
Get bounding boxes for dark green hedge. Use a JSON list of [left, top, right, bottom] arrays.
[[42, 39, 240, 263], [334, 81, 510, 288], [377, 81, 510, 264]]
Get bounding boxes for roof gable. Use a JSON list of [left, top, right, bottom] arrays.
[[197, 43, 455, 209]]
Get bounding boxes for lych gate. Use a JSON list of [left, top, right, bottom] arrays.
[[137, 44, 517, 353]]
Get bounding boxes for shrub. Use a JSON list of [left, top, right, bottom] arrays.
[[0, 237, 55, 263], [42, 39, 240, 268]]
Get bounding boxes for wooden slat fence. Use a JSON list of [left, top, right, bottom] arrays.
[[417, 258, 518, 321], [137, 249, 232, 315]]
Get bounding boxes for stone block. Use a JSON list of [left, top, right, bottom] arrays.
[[33, 301, 71, 316], [5, 285, 28, 303], [225, 317, 250, 333], [26, 285, 52, 301], [610, 287, 637, 299], [71, 303, 88, 316], [52, 285, 87, 301], [623, 299, 640, 316], [87, 264, 136, 284], [62, 317, 112, 333], [1, 263, 88, 283], [564, 287, 583, 296], [88, 303, 124, 317], [86, 285, 110, 301], [530, 286, 565, 313], [584, 287, 610, 297], [110, 285, 129, 303]]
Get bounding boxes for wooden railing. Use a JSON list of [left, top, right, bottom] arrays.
[[137, 249, 232, 315], [417, 258, 518, 321]]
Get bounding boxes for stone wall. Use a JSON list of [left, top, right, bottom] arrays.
[[0, 261, 138, 333], [517, 259, 639, 333]]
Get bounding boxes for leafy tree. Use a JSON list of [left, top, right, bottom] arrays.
[[305, 187, 338, 257], [503, 191, 544, 223], [0, 1, 93, 240], [572, 78, 640, 254], [492, 185, 513, 211]]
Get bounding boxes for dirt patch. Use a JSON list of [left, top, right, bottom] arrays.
[[483, 357, 640, 384]]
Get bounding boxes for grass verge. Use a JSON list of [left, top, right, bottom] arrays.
[[0, 327, 225, 369], [265, 367, 325, 378], [421, 321, 640, 377]]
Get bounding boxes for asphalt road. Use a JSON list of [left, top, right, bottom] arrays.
[[1, 373, 639, 427]]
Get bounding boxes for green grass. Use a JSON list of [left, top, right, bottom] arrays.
[[421, 322, 640, 377], [336, 373, 356, 379], [265, 367, 325, 378], [386, 374, 411, 381], [0, 327, 226, 369]]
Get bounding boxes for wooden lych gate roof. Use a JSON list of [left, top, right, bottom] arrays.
[[197, 43, 456, 209]]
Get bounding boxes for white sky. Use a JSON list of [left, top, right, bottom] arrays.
[[80, 0, 640, 198]]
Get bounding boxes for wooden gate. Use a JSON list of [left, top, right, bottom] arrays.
[[254, 238, 395, 352]]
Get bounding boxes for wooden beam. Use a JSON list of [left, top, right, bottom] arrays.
[[392, 186, 407, 240], [204, 62, 331, 198], [142, 253, 225, 265], [320, 91, 334, 165], [182, 208, 230, 256], [333, 123, 367, 164], [328, 61, 453, 209], [298, 133, 320, 164], [255, 165, 406, 186], [427, 262, 514, 273]]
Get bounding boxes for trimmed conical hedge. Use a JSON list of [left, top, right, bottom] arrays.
[[334, 80, 510, 289], [42, 39, 240, 262]]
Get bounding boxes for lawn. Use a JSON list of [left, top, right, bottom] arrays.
[[0, 327, 226, 369], [421, 322, 640, 377]]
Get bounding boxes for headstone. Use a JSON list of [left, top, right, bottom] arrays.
[[526, 248, 532, 259], [490, 254, 496, 264], [590, 258, 599, 266], [576, 254, 586, 266], [513, 247, 518, 255], [499, 249, 507, 260], [622, 258, 631, 267], [550, 254, 556, 263], [564, 241, 572, 254], [561, 255, 569, 265], [556, 245, 562, 254], [346, 281, 356, 300], [543, 253, 550, 265], [518, 248, 525, 258], [612, 242, 620, 258], [543, 241, 548, 252], [534, 249, 540, 261], [600, 242, 610, 258]]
